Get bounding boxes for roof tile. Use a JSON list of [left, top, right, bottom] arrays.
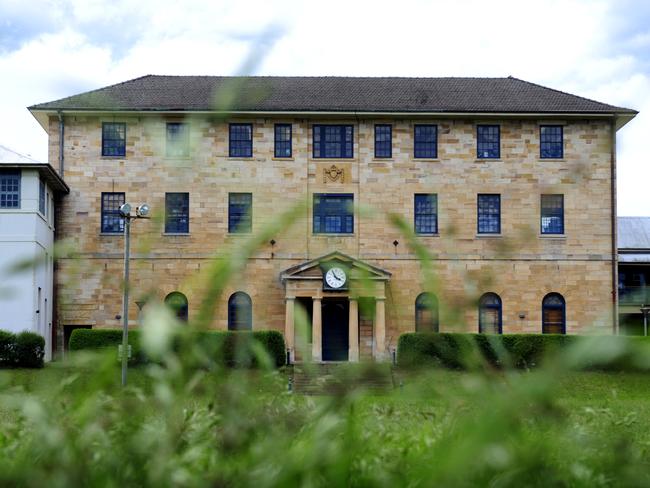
[[29, 75, 637, 114]]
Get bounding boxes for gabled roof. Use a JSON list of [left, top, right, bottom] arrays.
[[280, 251, 391, 282], [29, 75, 637, 117], [0, 144, 69, 193]]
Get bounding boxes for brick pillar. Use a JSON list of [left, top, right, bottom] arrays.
[[348, 297, 359, 362], [312, 297, 322, 362], [374, 298, 386, 361], [285, 297, 295, 362]]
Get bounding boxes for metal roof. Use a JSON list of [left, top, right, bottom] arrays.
[[0, 144, 69, 193], [0, 144, 42, 165], [618, 217, 650, 251]]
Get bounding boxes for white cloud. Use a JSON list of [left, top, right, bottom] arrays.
[[0, 28, 113, 159], [0, 0, 648, 214], [609, 75, 650, 216]]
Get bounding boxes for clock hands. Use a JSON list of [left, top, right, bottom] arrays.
[[325, 268, 346, 288]]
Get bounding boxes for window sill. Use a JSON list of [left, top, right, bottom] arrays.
[[162, 233, 190, 236], [413, 158, 440, 162], [416, 233, 440, 237], [539, 158, 566, 162], [371, 157, 393, 161], [101, 156, 126, 160], [310, 158, 357, 162], [476, 233, 502, 238], [272, 157, 294, 161], [313, 233, 355, 237], [164, 157, 192, 163], [227, 157, 255, 161], [539, 234, 566, 239], [474, 158, 502, 162], [100, 232, 123, 236]]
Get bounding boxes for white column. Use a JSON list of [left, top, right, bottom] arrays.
[[312, 297, 322, 362], [374, 298, 386, 361], [284, 297, 295, 362], [349, 298, 359, 362]]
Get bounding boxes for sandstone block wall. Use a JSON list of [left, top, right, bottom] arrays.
[[51, 114, 616, 338]]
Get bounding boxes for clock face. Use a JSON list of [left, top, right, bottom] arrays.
[[325, 267, 347, 289]]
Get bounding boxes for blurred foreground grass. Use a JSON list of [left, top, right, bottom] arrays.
[[2, 360, 650, 487]]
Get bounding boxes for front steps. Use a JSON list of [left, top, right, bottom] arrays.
[[289, 362, 395, 395]]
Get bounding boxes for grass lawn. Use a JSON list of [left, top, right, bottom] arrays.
[[2, 362, 650, 486], [3, 364, 650, 430]]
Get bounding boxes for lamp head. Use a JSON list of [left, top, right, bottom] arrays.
[[119, 203, 132, 217], [137, 204, 150, 217]]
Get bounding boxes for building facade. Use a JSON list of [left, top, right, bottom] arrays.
[[29, 76, 636, 360], [0, 145, 69, 360]]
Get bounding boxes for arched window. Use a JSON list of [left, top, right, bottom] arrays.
[[228, 292, 252, 331], [164, 292, 188, 322], [479, 293, 502, 334], [415, 292, 439, 332], [542, 293, 566, 334]]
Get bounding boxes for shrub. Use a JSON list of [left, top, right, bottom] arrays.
[[13, 332, 45, 368], [195, 330, 286, 368], [502, 333, 576, 368], [0, 330, 15, 367], [69, 328, 129, 351], [69, 329, 144, 363], [69, 328, 286, 368], [396, 332, 644, 371], [397, 332, 463, 369], [251, 330, 286, 368], [0, 330, 44, 368]]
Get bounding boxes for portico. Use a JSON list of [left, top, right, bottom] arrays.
[[280, 252, 391, 362]]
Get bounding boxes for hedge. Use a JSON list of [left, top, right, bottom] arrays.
[[0, 330, 13, 368], [193, 330, 286, 368], [397, 332, 650, 371], [69, 329, 146, 363], [69, 328, 286, 368], [0, 330, 45, 368]]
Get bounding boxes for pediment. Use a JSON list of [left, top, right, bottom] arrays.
[[280, 251, 391, 282]]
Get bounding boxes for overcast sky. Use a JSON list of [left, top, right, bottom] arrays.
[[0, 0, 648, 215]]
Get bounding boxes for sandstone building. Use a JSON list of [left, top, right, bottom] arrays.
[[28, 76, 637, 360]]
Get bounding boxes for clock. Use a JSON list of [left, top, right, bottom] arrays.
[[324, 267, 347, 290]]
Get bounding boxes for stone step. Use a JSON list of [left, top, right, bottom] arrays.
[[289, 363, 394, 395]]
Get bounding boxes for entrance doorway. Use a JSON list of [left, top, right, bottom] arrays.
[[322, 298, 349, 361]]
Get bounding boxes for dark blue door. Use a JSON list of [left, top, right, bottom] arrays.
[[322, 299, 349, 361]]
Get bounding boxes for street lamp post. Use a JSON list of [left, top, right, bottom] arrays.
[[641, 305, 650, 338], [119, 203, 150, 387]]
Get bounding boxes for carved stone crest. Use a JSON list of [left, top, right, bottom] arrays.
[[323, 164, 345, 183]]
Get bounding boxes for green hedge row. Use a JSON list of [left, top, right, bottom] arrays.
[[397, 332, 650, 370], [0, 330, 45, 368], [68, 329, 146, 363], [68, 328, 286, 368]]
